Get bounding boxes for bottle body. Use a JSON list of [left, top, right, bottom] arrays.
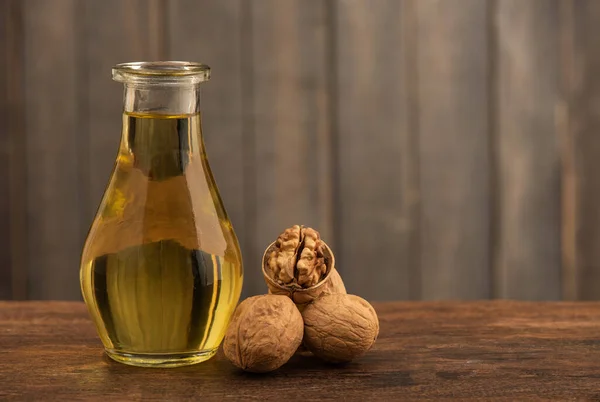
[[81, 110, 243, 367]]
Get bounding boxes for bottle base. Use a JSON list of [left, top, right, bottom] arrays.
[[105, 348, 218, 368]]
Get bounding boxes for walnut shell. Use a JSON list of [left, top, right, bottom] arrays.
[[263, 240, 347, 307], [302, 294, 379, 363], [223, 295, 304, 373]]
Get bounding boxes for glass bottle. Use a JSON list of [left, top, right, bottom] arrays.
[[80, 61, 243, 368]]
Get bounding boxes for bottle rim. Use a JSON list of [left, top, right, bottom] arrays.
[[113, 61, 210, 85]]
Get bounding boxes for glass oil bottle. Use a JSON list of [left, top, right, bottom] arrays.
[[80, 62, 243, 368]]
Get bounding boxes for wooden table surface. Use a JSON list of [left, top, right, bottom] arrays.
[[2, 301, 600, 401]]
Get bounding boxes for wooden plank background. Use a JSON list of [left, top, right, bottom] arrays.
[[416, 0, 491, 300], [0, 0, 598, 301], [562, 0, 600, 300], [493, 0, 562, 300], [336, 0, 418, 300]]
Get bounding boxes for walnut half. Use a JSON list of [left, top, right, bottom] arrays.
[[266, 225, 328, 288]]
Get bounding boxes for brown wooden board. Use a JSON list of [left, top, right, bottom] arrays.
[[335, 0, 419, 300], [561, 0, 600, 300], [3, 301, 600, 399], [23, 0, 82, 299], [0, 0, 28, 299], [416, 0, 491, 299], [5, 0, 28, 301], [0, 3, 9, 298], [493, 0, 561, 300]]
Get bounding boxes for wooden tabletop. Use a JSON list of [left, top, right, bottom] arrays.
[[2, 301, 600, 400]]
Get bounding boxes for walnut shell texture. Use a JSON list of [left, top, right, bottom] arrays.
[[302, 294, 379, 363], [223, 295, 304, 373]]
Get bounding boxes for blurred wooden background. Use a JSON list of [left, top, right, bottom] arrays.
[[1, 0, 599, 301]]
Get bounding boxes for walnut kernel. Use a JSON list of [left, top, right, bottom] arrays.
[[267, 225, 327, 288]]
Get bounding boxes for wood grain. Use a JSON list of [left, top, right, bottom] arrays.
[[493, 0, 561, 300], [416, 0, 491, 299], [4, 0, 27, 301], [167, 0, 250, 295], [3, 301, 600, 400], [0, 0, 21, 299], [335, 0, 419, 300], [23, 0, 82, 300], [559, 0, 577, 301], [249, 0, 334, 296], [561, 0, 600, 300]]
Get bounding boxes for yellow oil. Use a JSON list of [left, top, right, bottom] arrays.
[[80, 112, 243, 367]]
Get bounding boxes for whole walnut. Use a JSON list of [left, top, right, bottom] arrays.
[[302, 294, 379, 363], [223, 295, 304, 373]]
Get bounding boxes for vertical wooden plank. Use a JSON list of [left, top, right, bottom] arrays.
[[561, 0, 600, 300], [559, 0, 577, 300], [85, 0, 165, 225], [335, 0, 419, 300], [24, 0, 82, 299], [0, 0, 25, 299], [167, 0, 249, 294], [6, 0, 28, 300], [0, 0, 12, 299], [417, 0, 490, 299], [250, 0, 334, 295], [494, 0, 561, 300]]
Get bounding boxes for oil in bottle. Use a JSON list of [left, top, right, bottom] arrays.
[[80, 112, 243, 367]]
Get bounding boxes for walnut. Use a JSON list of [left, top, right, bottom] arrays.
[[263, 225, 346, 307], [267, 225, 327, 287], [302, 294, 379, 363], [222, 295, 304, 373]]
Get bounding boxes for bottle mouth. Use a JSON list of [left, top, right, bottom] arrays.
[[113, 61, 210, 86]]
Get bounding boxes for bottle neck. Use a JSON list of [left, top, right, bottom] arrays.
[[123, 83, 201, 115], [120, 84, 205, 180]]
